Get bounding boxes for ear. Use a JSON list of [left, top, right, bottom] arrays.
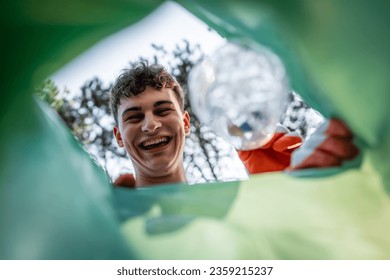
[[113, 126, 124, 147], [183, 111, 191, 136]]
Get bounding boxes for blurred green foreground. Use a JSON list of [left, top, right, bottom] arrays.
[[1, 0, 389, 259]]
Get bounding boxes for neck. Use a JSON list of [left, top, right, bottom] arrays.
[[135, 166, 187, 187]]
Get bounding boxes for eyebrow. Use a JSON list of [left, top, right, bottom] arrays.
[[121, 106, 142, 119], [154, 100, 174, 107]]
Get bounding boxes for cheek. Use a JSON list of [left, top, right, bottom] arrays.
[[122, 126, 137, 147], [174, 122, 187, 144], [170, 116, 185, 131]]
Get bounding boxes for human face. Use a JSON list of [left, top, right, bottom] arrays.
[[113, 86, 190, 179]]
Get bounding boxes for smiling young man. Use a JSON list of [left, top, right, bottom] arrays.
[[111, 62, 190, 187], [111, 62, 359, 188]]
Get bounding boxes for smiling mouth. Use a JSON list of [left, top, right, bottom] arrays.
[[140, 136, 172, 150]]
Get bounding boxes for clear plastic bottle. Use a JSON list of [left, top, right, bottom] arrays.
[[188, 41, 290, 150]]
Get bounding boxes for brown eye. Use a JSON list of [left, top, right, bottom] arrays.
[[125, 114, 143, 123], [156, 108, 172, 116]]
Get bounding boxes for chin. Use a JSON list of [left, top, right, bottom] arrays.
[[148, 161, 174, 173]]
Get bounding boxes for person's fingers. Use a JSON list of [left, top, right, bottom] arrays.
[[288, 118, 359, 171], [325, 118, 354, 139], [237, 149, 253, 162], [290, 149, 342, 170], [317, 136, 359, 160], [273, 132, 302, 153], [260, 124, 291, 149], [261, 133, 286, 149]]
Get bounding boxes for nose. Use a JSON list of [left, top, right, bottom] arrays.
[[141, 113, 161, 132]]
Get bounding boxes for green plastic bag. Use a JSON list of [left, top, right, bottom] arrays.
[[1, 0, 389, 259]]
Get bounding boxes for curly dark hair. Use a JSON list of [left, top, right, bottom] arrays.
[[110, 61, 185, 124]]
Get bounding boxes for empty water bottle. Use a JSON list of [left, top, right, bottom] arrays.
[[188, 41, 290, 150]]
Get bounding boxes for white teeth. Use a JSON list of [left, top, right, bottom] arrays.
[[143, 137, 168, 147]]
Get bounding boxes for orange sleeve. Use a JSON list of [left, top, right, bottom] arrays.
[[113, 173, 136, 188], [238, 133, 302, 174]]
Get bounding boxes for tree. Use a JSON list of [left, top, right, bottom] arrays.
[[35, 78, 126, 175], [281, 92, 324, 139], [35, 40, 322, 183]]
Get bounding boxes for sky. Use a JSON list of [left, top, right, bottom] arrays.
[[51, 1, 226, 94], [49, 1, 322, 182], [50, 1, 248, 182]]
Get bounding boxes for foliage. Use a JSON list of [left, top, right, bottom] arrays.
[[35, 79, 64, 111], [281, 92, 323, 139], [35, 40, 322, 183], [35, 78, 126, 173]]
